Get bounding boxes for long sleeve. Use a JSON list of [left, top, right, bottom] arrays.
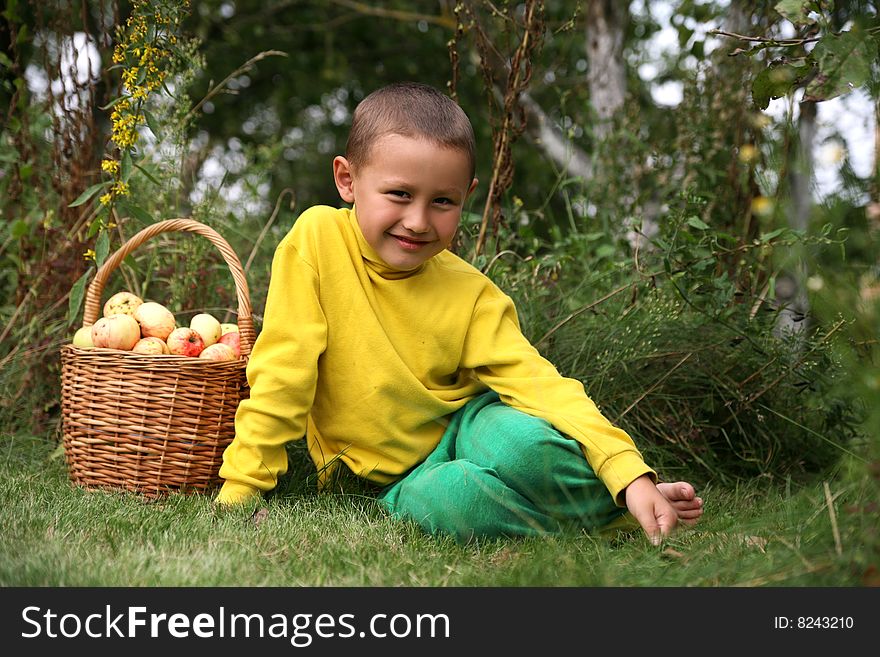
[[216, 238, 327, 504], [460, 287, 655, 506]]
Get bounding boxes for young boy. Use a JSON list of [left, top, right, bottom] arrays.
[[216, 81, 703, 544]]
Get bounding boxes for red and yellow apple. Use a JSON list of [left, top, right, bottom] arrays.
[[166, 327, 205, 357], [217, 331, 241, 357], [91, 314, 141, 350], [134, 301, 176, 340], [190, 312, 222, 347], [103, 291, 143, 318], [132, 336, 170, 355], [199, 342, 237, 361], [219, 323, 239, 335]]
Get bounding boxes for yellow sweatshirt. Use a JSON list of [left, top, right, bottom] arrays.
[[217, 205, 654, 505]]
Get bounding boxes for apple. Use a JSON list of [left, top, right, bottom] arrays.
[[217, 331, 241, 357], [166, 327, 205, 357], [134, 301, 176, 340], [103, 291, 143, 318], [190, 312, 222, 347], [72, 325, 95, 348], [91, 314, 141, 350], [219, 323, 239, 335], [132, 336, 170, 355], [199, 343, 237, 361]]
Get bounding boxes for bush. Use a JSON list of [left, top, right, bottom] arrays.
[[475, 202, 863, 485]]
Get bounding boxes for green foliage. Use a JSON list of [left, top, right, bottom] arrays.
[[476, 204, 863, 485], [752, 60, 815, 109], [713, 0, 880, 109], [185, 1, 461, 214], [49, 1, 288, 329], [0, 103, 57, 307], [68, 0, 201, 318], [804, 27, 875, 102], [0, 1, 284, 436]]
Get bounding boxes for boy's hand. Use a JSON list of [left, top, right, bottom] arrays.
[[624, 474, 678, 545]]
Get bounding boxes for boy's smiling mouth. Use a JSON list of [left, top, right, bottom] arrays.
[[389, 233, 433, 250]]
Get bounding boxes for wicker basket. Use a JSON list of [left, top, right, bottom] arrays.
[[60, 218, 255, 499]]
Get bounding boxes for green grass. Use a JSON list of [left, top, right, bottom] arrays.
[[1, 432, 874, 587]]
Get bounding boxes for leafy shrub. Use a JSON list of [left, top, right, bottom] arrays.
[[476, 202, 863, 484]]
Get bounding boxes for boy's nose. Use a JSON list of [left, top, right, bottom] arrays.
[[401, 206, 431, 233]]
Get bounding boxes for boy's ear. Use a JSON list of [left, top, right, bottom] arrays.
[[333, 156, 355, 204], [466, 177, 479, 198]]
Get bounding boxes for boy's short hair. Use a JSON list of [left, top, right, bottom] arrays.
[[345, 81, 476, 180]]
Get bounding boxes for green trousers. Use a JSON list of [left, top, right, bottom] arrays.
[[378, 391, 628, 543]]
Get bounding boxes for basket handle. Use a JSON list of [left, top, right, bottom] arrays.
[[82, 218, 255, 357]]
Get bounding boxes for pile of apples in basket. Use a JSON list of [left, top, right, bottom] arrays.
[[71, 291, 241, 360]]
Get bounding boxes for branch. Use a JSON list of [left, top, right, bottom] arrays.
[[186, 50, 288, 121], [328, 0, 457, 29], [708, 28, 821, 47], [471, 0, 544, 260]]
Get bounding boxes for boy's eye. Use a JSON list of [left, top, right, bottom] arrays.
[[387, 190, 410, 198], [434, 197, 454, 206]]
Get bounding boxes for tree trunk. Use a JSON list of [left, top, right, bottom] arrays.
[[514, 1, 628, 184], [518, 90, 593, 180], [775, 99, 816, 339], [586, 0, 626, 141]]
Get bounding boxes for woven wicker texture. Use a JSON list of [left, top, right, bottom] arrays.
[[60, 218, 254, 498]]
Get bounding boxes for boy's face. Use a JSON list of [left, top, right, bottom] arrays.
[[333, 133, 478, 271]]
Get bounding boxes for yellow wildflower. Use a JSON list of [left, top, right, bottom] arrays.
[[111, 128, 138, 149], [738, 144, 759, 165], [750, 196, 775, 218], [122, 67, 140, 89], [111, 181, 130, 196]]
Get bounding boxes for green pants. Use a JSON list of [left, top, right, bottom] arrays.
[[378, 391, 627, 543]]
